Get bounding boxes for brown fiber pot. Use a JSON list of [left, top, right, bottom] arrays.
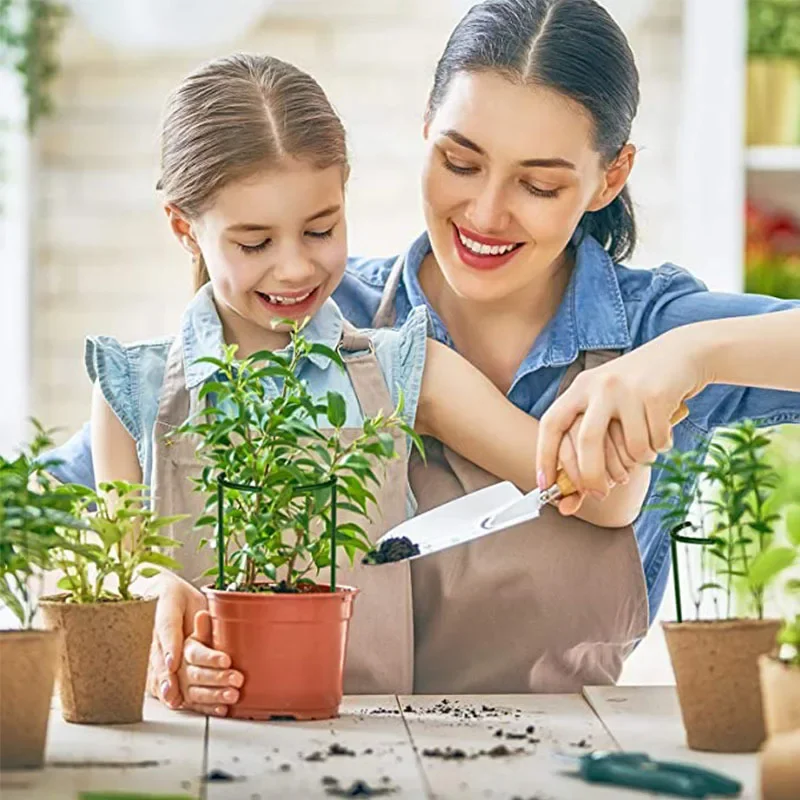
[[760, 655, 800, 737], [663, 619, 781, 753], [0, 629, 59, 769], [39, 596, 156, 724], [204, 584, 358, 720]]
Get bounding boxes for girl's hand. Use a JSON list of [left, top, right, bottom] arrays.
[[536, 329, 706, 497], [147, 573, 243, 716]]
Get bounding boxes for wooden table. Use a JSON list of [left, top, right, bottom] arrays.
[[1, 687, 759, 799]]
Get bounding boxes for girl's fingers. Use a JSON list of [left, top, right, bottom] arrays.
[[149, 638, 181, 709], [575, 401, 613, 496], [183, 637, 232, 670], [617, 395, 658, 466], [185, 665, 244, 688], [604, 431, 630, 487], [557, 493, 584, 516], [557, 429, 583, 495], [537, 389, 587, 488], [183, 685, 240, 706], [609, 420, 636, 470]]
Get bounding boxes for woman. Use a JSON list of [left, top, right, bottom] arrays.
[[49, 0, 800, 714]]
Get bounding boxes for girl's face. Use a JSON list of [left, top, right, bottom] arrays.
[[175, 159, 347, 333], [421, 71, 634, 304]]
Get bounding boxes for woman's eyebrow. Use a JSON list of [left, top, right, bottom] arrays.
[[441, 129, 576, 170], [225, 205, 341, 233]]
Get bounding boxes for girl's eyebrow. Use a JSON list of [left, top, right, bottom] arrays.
[[226, 205, 341, 233], [441, 129, 576, 170]]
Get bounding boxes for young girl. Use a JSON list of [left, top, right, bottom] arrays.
[[90, 54, 649, 716]]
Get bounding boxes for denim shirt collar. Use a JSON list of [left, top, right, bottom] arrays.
[[400, 230, 632, 372], [181, 283, 344, 389]]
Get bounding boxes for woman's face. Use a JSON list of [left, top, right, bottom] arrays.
[[422, 71, 632, 304], [174, 159, 347, 333]]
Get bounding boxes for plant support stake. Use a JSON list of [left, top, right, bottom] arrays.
[[669, 523, 717, 623]]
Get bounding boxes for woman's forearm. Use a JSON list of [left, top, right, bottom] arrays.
[[416, 340, 647, 528], [689, 309, 800, 392]]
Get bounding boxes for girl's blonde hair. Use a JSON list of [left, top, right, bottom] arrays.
[[157, 54, 348, 291]]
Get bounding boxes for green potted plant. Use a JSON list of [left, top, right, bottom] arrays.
[[654, 421, 785, 752], [759, 502, 800, 736], [0, 423, 85, 768], [747, 0, 800, 146], [177, 325, 420, 721], [39, 481, 184, 724]]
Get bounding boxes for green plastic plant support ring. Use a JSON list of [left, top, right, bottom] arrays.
[[669, 523, 718, 624]]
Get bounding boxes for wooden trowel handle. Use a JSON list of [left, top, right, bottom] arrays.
[[555, 401, 690, 499]]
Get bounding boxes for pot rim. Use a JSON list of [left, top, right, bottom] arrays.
[[662, 617, 782, 632], [0, 628, 59, 640], [202, 583, 358, 600], [38, 593, 158, 607]]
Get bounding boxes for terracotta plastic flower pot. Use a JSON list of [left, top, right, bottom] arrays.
[[760, 654, 800, 737], [39, 596, 157, 724], [663, 618, 781, 753], [0, 629, 59, 769], [204, 584, 358, 720]]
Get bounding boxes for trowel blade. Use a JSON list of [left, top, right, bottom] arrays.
[[368, 482, 545, 563]]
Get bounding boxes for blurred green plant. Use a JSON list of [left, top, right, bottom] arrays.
[[749, 0, 800, 58], [746, 257, 800, 300], [0, 0, 67, 132]]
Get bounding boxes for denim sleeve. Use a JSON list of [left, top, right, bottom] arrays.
[[370, 305, 430, 428], [41, 422, 96, 489], [85, 335, 141, 442], [632, 265, 800, 433]]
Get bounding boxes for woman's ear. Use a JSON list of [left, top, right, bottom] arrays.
[[164, 204, 199, 255], [586, 143, 636, 212]]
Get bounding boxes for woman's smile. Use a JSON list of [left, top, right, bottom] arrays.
[[451, 222, 525, 271]]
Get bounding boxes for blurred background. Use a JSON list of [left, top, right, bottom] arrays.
[[1, 0, 799, 681]]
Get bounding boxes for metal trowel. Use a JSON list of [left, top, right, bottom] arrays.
[[366, 403, 689, 564]]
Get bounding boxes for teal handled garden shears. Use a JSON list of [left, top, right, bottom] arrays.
[[556, 751, 743, 798]]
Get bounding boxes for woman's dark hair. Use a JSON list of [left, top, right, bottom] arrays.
[[426, 0, 639, 263]]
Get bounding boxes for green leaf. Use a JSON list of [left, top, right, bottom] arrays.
[[326, 391, 347, 428], [748, 547, 797, 589], [139, 552, 183, 571], [137, 567, 161, 579], [142, 534, 181, 548]]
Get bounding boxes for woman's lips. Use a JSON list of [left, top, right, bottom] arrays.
[[255, 286, 320, 316], [451, 223, 523, 271]]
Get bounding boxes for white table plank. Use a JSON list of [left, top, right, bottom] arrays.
[[399, 694, 647, 799], [0, 698, 205, 799], [584, 686, 760, 800], [205, 696, 429, 799]]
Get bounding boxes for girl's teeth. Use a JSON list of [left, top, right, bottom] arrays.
[[265, 291, 312, 306], [457, 229, 517, 256]]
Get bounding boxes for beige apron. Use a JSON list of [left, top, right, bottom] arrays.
[[372, 255, 649, 693], [150, 323, 415, 694]]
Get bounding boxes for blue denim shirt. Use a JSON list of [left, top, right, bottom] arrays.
[[81, 283, 429, 497], [49, 232, 800, 622]]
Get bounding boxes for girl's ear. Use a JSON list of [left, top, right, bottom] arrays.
[[586, 143, 636, 212], [164, 204, 199, 255]]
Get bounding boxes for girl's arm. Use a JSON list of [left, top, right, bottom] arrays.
[[414, 340, 648, 528], [91, 382, 143, 489]]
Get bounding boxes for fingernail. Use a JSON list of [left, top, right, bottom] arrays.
[[214, 706, 227, 717], [229, 672, 243, 688], [591, 490, 605, 500], [165, 653, 174, 671], [537, 470, 546, 490], [223, 689, 238, 702], [160, 680, 170, 700]]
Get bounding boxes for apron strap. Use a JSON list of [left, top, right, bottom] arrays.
[[371, 255, 404, 329], [338, 320, 395, 420]]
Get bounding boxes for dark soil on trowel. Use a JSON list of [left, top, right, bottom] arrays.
[[362, 536, 420, 564]]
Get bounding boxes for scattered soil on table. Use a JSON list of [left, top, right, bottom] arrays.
[[362, 536, 420, 565], [570, 738, 591, 749], [203, 768, 239, 782], [279, 763, 292, 772], [304, 750, 326, 762], [323, 777, 398, 796], [403, 705, 414, 713], [422, 744, 527, 761], [329, 743, 356, 757]]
